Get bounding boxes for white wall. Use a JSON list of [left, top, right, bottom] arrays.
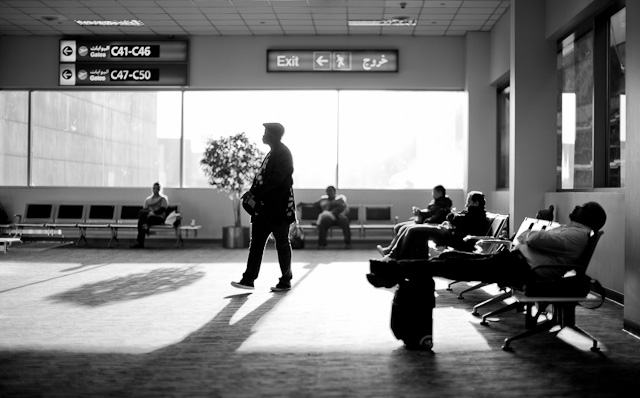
[[490, 7, 511, 84], [0, 187, 465, 240]]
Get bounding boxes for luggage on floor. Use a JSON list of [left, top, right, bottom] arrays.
[[390, 278, 435, 350]]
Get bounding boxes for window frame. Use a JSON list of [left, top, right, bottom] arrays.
[[556, 0, 626, 191]]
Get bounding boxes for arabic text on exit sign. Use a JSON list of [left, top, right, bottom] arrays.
[[267, 50, 398, 72]]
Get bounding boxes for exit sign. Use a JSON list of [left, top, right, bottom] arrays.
[[267, 50, 398, 72]]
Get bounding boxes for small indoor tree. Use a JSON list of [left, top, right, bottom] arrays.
[[200, 132, 265, 227]]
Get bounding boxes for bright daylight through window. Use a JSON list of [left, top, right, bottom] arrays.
[[3, 90, 467, 189]]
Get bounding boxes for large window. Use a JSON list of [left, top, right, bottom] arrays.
[[496, 85, 510, 189], [183, 91, 338, 189], [337, 91, 465, 189], [0, 91, 28, 186], [30, 91, 181, 187], [557, 4, 625, 189], [2, 89, 467, 189], [607, 7, 626, 187]]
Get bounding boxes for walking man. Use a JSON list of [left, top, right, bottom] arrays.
[[232, 123, 296, 292]]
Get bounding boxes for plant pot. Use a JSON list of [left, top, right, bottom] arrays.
[[222, 226, 250, 248]]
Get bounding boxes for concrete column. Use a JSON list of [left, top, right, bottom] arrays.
[[465, 32, 496, 200], [509, 0, 557, 230], [624, 1, 640, 335]]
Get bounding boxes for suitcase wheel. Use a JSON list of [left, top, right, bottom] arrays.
[[419, 336, 434, 351]]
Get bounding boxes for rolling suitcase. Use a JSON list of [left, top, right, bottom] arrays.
[[391, 277, 435, 350]]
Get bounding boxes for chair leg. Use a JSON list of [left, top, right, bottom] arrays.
[[457, 282, 491, 299], [480, 300, 522, 325], [472, 290, 512, 316], [446, 280, 461, 291], [502, 315, 559, 350], [568, 325, 600, 352], [502, 302, 600, 352]]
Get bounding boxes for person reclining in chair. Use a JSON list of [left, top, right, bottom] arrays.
[[377, 184, 452, 256], [381, 191, 489, 260], [368, 202, 606, 289]]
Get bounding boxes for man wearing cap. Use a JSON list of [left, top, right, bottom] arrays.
[[232, 123, 296, 292]]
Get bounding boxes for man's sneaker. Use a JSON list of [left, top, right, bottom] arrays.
[[270, 283, 291, 292], [231, 281, 254, 290]]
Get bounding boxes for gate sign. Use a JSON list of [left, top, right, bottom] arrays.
[[60, 40, 188, 63], [267, 50, 397, 72], [59, 64, 188, 86]]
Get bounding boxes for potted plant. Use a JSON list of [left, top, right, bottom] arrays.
[[201, 132, 265, 248]]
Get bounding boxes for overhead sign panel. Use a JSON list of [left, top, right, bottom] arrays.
[[60, 40, 188, 63], [59, 64, 188, 86], [267, 50, 398, 72]]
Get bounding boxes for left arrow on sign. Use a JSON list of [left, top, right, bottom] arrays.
[[61, 69, 73, 79], [315, 56, 329, 67]]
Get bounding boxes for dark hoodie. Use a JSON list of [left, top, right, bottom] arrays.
[[417, 195, 453, 224]]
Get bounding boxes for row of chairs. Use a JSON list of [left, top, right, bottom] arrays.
[[297, 204, 399, 238], [446, 216, 605, 351], [1, 203, 199, 247]]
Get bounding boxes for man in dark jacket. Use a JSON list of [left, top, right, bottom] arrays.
[[232, 123, 296, 292]]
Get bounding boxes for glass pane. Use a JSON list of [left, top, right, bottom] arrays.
[[497, 85, 510, 189], [30, 91, 181, 187], [338, 91, 466, 189], [0, 91, 29, 186], [608, 7, 626, 187], [557, 31, 594, 189], [183, 91, 338, 189]]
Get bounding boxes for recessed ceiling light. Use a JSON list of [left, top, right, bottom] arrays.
[[74, 20, 145, 27], [348, 19, 417, 27]]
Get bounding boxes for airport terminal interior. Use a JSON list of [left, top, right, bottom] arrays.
[[2, 0, 640, 397]]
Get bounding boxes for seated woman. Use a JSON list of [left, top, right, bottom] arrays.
[[384, 191, 489, 260], [377, 185, 452, 256], [130, 181, 169, 249]]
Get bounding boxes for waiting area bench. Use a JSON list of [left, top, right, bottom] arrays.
[[1, 203, 201, 248], [1, 237, 22, 254], [297, 204, 398, 239]]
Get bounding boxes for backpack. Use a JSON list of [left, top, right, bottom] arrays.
[[289, 223, 305, 249]]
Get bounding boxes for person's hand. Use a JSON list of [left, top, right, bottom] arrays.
[[412, 206, 420, 215]]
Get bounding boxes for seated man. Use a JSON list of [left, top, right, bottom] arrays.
[[130, 181, 169, 249], [298, 185, 351, 249], [368, 202, 606, 289], [385, 191, 489, 260], [377, 184, 452, 256]]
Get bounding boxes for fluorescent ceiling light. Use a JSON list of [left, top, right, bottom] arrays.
[[348, 19, 417, 27], [75, 20, 145, 27]]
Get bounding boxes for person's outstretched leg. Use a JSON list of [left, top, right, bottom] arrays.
[[397, 225, 451, 259], [379, 221, 412, 255]]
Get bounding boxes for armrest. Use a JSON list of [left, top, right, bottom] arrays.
[[463, 234, 496, 242]]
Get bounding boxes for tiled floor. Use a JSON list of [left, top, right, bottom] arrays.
[[1, 241, 639, 397]]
